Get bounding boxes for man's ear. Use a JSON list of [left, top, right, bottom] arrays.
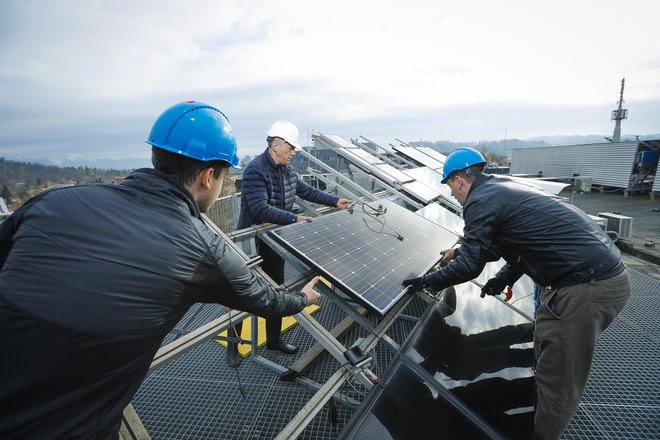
[[199, 167, 215, 190]]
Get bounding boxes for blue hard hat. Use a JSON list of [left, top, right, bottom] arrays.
[[146, 101, 240, 168], [441, 147, 487, 183]]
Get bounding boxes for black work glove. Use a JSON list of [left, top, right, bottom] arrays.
[[402, 276, 426, 293], [481, 277, 507, 298]]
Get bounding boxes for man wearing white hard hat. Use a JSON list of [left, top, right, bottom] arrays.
[[231, 121, 352, 364]]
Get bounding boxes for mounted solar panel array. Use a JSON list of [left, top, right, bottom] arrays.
[[323, 134, 415, 186], [315, 133, 459, 207], [413, 146, 448, 165], [402, 167, 460, 211], [390, 142, 568, 196], [391, 145, 445, 170], [269, 199, 458, 315]]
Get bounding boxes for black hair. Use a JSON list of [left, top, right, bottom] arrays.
[[151, 147, 229, 187]]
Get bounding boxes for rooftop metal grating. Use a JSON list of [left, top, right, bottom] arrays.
[[563, 270, 660, 439], [132, 269, 660, 439]]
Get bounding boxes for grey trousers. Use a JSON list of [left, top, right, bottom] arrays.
[[533, 269, 630, 440]]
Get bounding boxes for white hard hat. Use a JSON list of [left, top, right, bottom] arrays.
[[267, 120, 301, 149]]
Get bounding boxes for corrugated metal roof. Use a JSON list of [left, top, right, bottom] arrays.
[[510, 142, 638, 188]]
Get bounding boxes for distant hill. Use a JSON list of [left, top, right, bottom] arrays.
[[4, 155, 152, 170], [0, 158, 132, 206], [411, 133, 660, 156], [525, 134, 660, 146]]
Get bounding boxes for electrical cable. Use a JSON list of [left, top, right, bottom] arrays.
[[358, 201, 404, 241]]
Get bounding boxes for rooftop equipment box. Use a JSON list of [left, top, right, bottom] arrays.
[[598, 212, 633, 238], [574, 177, 592, 193], [588, 214, 607, 231]]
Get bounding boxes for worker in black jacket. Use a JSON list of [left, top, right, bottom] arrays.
[[0, 101, 321, 440], [230, 120, 351, 362], [403, 147, 630, 440]]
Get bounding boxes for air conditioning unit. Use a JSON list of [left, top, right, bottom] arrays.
[[598, 212, 633, 238], [573, 177, 592, 193], [588, 214, 607, 231]]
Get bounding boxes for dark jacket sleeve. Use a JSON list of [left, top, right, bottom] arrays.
[[424, 198, 500, 291], [493, 263, 525, 287], [0, 192, 47, 269], [241, 165, 297, 225], [0, 211, 17, 269], [296, 178, 339, 207], [199, 224, 307, 318]]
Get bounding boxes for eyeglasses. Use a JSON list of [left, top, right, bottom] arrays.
[[275, 137, 295, 151]]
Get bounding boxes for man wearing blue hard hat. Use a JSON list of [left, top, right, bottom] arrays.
[[403, 147, 629, 440], [0, 101, 321, 439]]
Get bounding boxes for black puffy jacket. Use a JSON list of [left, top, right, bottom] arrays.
[[425, 174, 620, 290], [236, 149, 339, 229], [0, 169, 306, 439]]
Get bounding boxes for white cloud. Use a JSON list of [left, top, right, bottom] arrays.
[[0, 0, 658, 163]]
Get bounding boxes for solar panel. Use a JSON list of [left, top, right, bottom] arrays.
[[507, 176, 570, 195], [392, 145, 444, 170], [269, 199, 459, 315], [401, 167, 460, 210], [324, 133, 359, 149], [402, 180, 442, 204], [415, 202, 464, 235], [373, 163, 415, 183], [337, 147, 414, 185], [343, 147, 386, 165], [414, 146, 447, 165]]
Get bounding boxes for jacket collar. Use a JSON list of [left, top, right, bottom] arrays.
[[124, 168, 201, 218], [465, 172, 490, 201], [262, 148, 285, 170]]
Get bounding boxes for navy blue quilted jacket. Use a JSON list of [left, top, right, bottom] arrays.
[[237, 149, 339, 229]]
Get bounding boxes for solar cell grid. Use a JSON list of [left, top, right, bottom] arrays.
[[269, 199, 459, 315]]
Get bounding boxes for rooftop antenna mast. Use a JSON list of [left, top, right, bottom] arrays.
[[611, 77, 627, 142]]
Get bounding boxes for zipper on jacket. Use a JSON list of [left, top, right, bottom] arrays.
[[278, 167, 286, 209]]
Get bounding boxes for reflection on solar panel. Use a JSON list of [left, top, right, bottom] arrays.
[[345, 148, 385, 165], [323, 134, 360, 149], [507, 176, 570, 195], [319, 133, 414, 185], [402, 167, 459, 209], [401, 180, 442, 204], [269, 199, 459, 315], [392, 145, 444, 169], [340, 361, 494, 439], [416, 202, 464, 235], [414, 146, 447, 165], [373, 163, 414, 183]]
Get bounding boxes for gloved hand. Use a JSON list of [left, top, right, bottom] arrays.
[[481, 277, 507, 298], [402, 276, 426, 294]]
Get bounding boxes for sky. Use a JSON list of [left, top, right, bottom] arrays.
[[1, 0, 659, 167]]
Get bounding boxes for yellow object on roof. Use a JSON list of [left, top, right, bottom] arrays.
[[215, 304, 320, 358]]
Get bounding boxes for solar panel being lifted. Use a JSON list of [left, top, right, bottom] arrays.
[[269, 199, 459, 315]]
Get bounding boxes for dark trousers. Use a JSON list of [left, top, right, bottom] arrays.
[[230, 238, 286, 345], [533, 269, 630, 439]]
